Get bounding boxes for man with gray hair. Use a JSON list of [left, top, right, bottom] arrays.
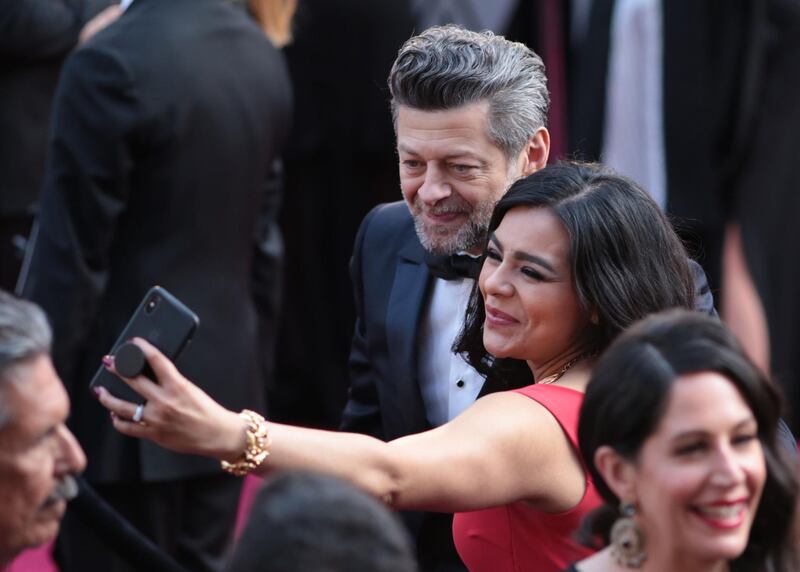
[[0, 289, 85, 564], [339, 25, 550, 571], [343, 23, 550, 435]]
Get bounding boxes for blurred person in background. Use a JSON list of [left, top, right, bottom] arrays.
[[0, 0, 119, 291], [226, 471, 416, 572], [270, 0, 415, 429], [728, 0, 800, 433], [16, 0, 294, 569], [569, 0, 800, 431]]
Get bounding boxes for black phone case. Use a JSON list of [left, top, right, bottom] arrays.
[[89, 286, 199, 404]]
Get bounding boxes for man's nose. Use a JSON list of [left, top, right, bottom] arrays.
[[56, 425, 87, 474], [417, 165, 452, 204]]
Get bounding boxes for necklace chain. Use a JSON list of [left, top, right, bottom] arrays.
[[536, 351, 598, 385]]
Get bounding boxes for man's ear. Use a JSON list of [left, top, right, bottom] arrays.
[[594, 445, 638, 502], [519, 127, 550, 176]]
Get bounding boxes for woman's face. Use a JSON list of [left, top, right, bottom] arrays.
[[630, 372, 767, 566], [478, 206, 589, 366]]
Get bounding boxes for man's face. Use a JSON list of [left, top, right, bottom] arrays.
[[0, 355, 85, 562], [397, 102, 525, 255]]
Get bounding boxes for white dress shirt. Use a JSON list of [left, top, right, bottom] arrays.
[[602, 0, 667, 209], [418, 276, 486, 427]]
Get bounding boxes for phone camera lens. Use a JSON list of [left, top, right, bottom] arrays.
[[145, 296, 159, 314]]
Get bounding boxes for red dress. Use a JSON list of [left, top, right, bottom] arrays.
[[452, 385, 601, 572]]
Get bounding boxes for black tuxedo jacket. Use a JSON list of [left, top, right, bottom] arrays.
[[20, 0, 292, 483], [342, 202, 430, 440]]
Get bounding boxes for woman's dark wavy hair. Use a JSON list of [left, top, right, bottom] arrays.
[[578, 309, 799, 571], [454, 161, 695, 389]]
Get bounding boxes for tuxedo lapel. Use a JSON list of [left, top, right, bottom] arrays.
[[385, 239, 432, 433]]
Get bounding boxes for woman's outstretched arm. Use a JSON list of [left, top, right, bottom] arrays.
[[97, 338, 585, 513]]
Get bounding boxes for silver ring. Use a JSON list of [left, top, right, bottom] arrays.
[[132, 403, 144, 423]]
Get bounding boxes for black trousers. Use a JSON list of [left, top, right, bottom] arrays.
[[55, 474, 243, 572]]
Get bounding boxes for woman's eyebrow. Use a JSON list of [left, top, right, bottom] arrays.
[[513, 251, 556, 273], [489, 234, 556, 273]]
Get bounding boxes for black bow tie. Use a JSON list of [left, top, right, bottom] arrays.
[[424, 251, 482, 281]]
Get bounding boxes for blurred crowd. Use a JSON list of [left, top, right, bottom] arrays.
[[1, 1, 800, 571]]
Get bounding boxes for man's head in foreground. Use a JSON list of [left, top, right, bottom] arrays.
[[227, 471, 416, 572], [0, 291, 85, 563], [390, 24, 551, 255]]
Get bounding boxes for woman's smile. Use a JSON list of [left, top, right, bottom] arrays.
[[484, 304, 518, 326]]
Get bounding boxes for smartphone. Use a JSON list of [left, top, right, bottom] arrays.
[[89, 286, 199, 403]]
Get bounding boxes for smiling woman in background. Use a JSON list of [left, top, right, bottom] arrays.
[[571, 310, 799, 572]]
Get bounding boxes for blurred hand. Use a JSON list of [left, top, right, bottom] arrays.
[[79, 5, 123, 45], [96, 338, 246, 462]]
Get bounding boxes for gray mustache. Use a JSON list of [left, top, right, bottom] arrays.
[[44, 474, 79, 506]]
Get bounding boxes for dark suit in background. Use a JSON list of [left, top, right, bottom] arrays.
[[0, 0, 112, 291], [734, 0, 800, 431], [569, 0, 762, 294], [19, 0, 292, 569], [569, 0, 800, 429]]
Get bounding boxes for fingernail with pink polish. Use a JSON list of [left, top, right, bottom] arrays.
[[102, 355, 113, 368]]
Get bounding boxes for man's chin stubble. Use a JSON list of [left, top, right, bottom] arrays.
[[414, 219, 487, 256]]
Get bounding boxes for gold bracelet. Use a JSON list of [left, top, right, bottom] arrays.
[[220, 409, 271, 477]]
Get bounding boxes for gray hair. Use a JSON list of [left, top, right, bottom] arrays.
[[389, 24, 550, 160], [0, 290, 52, 429]]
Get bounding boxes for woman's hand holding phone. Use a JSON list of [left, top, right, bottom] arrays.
[[96, 338, 247, 464]]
